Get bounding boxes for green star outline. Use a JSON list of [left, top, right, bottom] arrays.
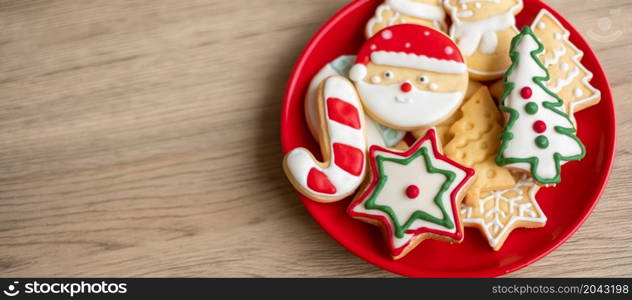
[[364, 146, 456, 239]]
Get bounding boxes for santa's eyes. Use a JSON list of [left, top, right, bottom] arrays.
[[383, 71, 393, 78], [418, 76, 429, 83]]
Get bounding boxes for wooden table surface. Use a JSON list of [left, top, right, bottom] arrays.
[[1, 0, 630, 277]]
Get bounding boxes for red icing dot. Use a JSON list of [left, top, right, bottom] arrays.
[[533, 120, 547, 133], [520, 87, 533, 99], [406, 185, 419, 199], [400, 82, 412, 93]]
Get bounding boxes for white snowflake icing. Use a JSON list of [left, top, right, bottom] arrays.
[[461, 175, 547, 248]]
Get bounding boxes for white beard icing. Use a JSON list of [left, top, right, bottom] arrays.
[[447, 2, 521, 56], [355, 80, 462, 128]]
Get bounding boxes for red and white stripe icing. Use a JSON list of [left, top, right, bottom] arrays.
[[285, 76, 366, 199]]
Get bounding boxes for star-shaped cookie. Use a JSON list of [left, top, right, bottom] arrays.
[[348, 128, 474, 259], [460, 174, 547, 251]]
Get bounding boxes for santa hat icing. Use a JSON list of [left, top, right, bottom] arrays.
[[349, 24, 467, 81]]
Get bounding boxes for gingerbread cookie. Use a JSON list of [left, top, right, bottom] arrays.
[[305, 55, 407, 149], [531, 9, 601, 120], [348, 128, 474, 259], [366, 0, 447, 38], [349, 24, 469, 131], [444, 86, 515, 206], [444, 0, 523, 81], [496, 27, 585, 185], [284, 76, 366, 202], [461, 173, 546, 251]]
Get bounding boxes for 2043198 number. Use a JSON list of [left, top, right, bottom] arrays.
[[581, 284, 629, 294]]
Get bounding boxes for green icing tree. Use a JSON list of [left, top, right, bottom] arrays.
[[496, 26, 585, 185]]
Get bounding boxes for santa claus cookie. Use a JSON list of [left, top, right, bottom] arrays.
[[366, 0, 447, 38], [496, 27, 585, 185], [284, 76, 367, 202], [348, 128, 474, 259], [444, 0, 523, 81], [305, 55, 407, 149], [349, 24, 469, 131]]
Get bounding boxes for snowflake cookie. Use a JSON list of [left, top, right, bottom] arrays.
[[460, 174, 547, 251]]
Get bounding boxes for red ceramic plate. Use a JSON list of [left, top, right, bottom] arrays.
[[280, 0, 615, 277]]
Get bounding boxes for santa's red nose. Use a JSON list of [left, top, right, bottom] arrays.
[[400, 82, 412, 93]]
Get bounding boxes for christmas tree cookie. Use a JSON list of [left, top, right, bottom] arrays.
[[444, 86, 515, 206], [531, 9, 601, 121], [496, 26, 585, 185], [489, 10, 602, 120], [348, 129, 474, 259]]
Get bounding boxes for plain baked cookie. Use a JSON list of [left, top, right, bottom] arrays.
[[444, 86, 515, 206]]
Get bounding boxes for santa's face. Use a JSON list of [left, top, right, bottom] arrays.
[[354, 63, 468, 130], [444, 0, 522, 21]]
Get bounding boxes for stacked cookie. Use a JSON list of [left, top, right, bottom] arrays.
[[283, 0, 601, 259]]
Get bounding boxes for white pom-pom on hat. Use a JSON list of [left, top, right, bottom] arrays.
[[349, 64, 368, 82]]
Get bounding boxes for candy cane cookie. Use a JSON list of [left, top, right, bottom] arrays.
[[283, 76, 367, 203]]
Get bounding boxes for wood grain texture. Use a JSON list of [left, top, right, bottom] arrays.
[[0, 0, 630, 277]]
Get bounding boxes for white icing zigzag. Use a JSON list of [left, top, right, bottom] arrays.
[[549, 67, 579, 93], [543, 45, 566, 67]]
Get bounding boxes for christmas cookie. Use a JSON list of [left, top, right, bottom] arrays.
[[411, 79, 484, 146], [283, 76, 366, 202], [496, 26, 585, 185], [461, 173, 546, 251], [444, 86, 515, 206], [305, 55, 407, 149], [444, 0, 523, 81], [531, 9, 601, 121], [366, 0, 447, 38], [349, 24, 469, 131], [348, 129, 474, 259]]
